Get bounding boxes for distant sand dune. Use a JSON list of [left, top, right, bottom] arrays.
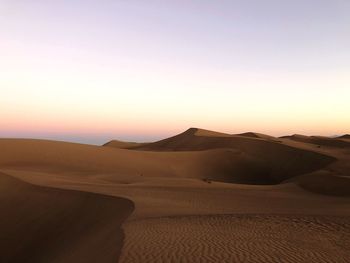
[[281, 134, 350, 148], [338, 134, 350, 139], [0, 172, 134, 263]]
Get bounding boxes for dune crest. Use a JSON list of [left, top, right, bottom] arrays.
[[235, 132, 277, 140], [103, 140, 145, 149]]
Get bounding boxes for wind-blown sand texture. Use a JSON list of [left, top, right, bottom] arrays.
[[120, 215, 350, 263], [1, 128, 349, 262]]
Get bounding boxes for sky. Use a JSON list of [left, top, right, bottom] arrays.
[[0, 0, 349, 144]]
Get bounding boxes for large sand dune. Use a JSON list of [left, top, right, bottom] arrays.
[[0, 135, 335, 184], [0, 172, 133, 263], [120, 128, 336, 183], [1, 128, 350, 263]]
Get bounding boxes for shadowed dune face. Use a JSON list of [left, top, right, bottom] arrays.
[[0, 136, 335, 184], [0, 172, 134, 263], [129, 128, 336, 183]]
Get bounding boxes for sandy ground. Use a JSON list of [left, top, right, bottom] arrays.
[[1, 128, 349, 262], [120, 215, 350, 263]]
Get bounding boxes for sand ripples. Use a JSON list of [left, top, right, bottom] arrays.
[[120, 215, 350, 263]]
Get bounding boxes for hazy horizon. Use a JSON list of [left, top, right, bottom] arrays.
[[1, 0, 349, 144], [0, 127, 347, 145]]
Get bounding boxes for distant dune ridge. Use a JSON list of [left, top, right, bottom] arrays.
[[338, 134, 350, 139], [1, 127, 350, 263], [281, 134, 350, 148]]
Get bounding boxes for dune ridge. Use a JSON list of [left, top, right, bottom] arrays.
[[102, 140, 145, 149], [235, 132, 278, 141], [0, 136, 335, 184], [338, 134, 350, 141]]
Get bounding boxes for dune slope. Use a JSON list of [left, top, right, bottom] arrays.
[[0, 137, 335, 184], [295, 171, 350, 197], [131, 128, 336, 183], [0, 172, 134, 263]]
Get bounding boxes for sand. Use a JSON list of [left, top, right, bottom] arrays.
[[281, 134, 350, 148], [0, 172, 133, 263], [103, 140, 146, 149], [1, 128, 350, 262], [120, 215, 350, 263]]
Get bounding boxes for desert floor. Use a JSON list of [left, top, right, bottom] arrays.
[[1, 128, 349, 262]]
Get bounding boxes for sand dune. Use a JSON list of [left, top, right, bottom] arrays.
[[0, 136, 335, 184], [281, 134, 350, 148], [103, 140, 145, 149], [191, 127, 233, 137], [235, 131, 278, 141], [131, 128, 336, 183], [0, 172, 133, 263], [1, 128, 350, 263], [339, 134, 350, 139]]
